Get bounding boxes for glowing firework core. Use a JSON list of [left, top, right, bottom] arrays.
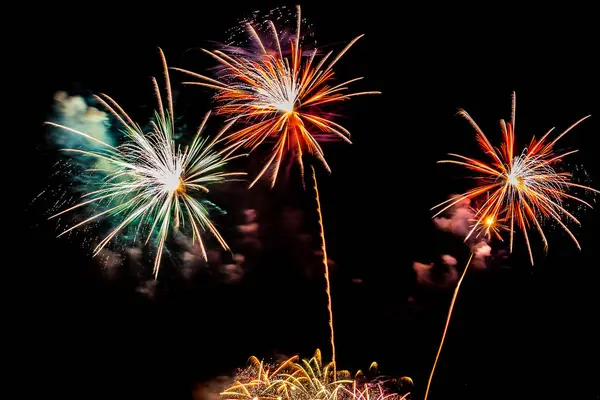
[[278, 103, 295, 114], [162, 171, 183, 193], [485, 216, 494, 226], [265, 78, 297, 114], [505, 155, 536, 191], [506, 171, 520, 187]]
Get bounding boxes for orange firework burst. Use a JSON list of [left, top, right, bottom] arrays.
[[173, 5, 380, 187], [433, 92, 598, 264]]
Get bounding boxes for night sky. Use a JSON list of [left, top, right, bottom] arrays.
[[19, 2, 599, 399]]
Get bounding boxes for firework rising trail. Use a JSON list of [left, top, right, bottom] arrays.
[[173, 5, 380, 187], [312, 166, 335, 377], [220, 349, 409, 400], [45, 49, 245, 278], [432, 92, 598, 264], [423, 254, 473, 400], [425, 93, 598, 400]]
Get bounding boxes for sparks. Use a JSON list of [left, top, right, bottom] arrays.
[[46, 49, 245, 278], [220, 349, 409, 400], [433, 92, 598, 264], [467, 206, 509, 242], [173, 5, 380, 187]]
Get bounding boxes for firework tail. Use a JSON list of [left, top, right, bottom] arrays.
[[424, 253, 474, 400], [312, 166, 336, 375]]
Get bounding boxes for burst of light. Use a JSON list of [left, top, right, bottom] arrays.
[[470, 207, 508, 241], [506, 172, 520, 187], [433, 92, 598, 264], [220, 349, 409, 400], [165, 175, 183, 192], [173, 5, 380, 187], [45, 49, 245, 278]]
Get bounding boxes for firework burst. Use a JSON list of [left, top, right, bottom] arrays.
[[173, 5, 380, 187], [46, 49, 245, 278], [220, 349, 409, 400], [432, 92, 598, 264]]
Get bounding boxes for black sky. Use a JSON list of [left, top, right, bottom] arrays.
[[17, 2, 599, 399]]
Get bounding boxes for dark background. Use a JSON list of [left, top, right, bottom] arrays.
[[17, 2, 598, 399]]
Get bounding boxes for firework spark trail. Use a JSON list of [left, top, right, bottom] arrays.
[[432, 92, 599, 264], [423, 254, 473, 400], [312, 166, 335, 376], [46, 49, 245, 278]]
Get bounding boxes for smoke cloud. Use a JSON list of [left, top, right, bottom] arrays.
[[433, 197, 472, 237], [441, 254, 457, 267], [472, 241, 492, 268], [44, 91, 116, 221], [136, 280, 158, 298], [433, 196, 492, 269], [413, 257, 459, 291], [411, 196, 495, 301], [50, 91, 113, 151], [193, 376, 233, 400], [177, 208, 263, 283], [237, 208, 261, 250]]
